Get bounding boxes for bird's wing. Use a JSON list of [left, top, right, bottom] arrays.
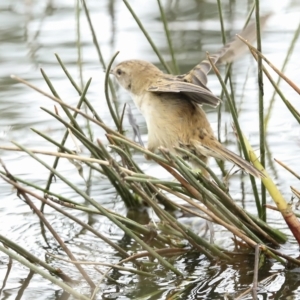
[[147, 80, 221, 107], [183, 14, 271, 87]]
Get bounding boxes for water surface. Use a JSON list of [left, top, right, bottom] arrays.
[[1, 0, 300, 299]]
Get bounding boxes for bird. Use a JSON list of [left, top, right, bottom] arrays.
[[110, 16, 269, 178]]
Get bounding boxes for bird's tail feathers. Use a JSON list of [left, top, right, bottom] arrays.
[[193, 141, 264, 178], [214, 145, 264, 178]]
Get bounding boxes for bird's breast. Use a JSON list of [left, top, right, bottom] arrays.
[[130, 91, 162, 122]]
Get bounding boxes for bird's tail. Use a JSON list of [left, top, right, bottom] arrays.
[[190, 139, 264, 178], [213, 145, 264, 178]]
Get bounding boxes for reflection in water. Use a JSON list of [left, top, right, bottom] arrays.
[[0, 0, 300, 299]]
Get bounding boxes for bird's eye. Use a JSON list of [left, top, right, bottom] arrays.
[[116, 69, 122, 76]]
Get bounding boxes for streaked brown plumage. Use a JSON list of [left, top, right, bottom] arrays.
[[110, 16, 269, 178]]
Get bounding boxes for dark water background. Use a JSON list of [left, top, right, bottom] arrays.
[[1, 0, 300, 299]]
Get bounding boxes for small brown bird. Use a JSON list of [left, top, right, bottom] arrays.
[[111, 17, 269, 178]]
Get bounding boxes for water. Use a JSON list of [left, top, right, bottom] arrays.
[[1, 0, 300, 299]]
